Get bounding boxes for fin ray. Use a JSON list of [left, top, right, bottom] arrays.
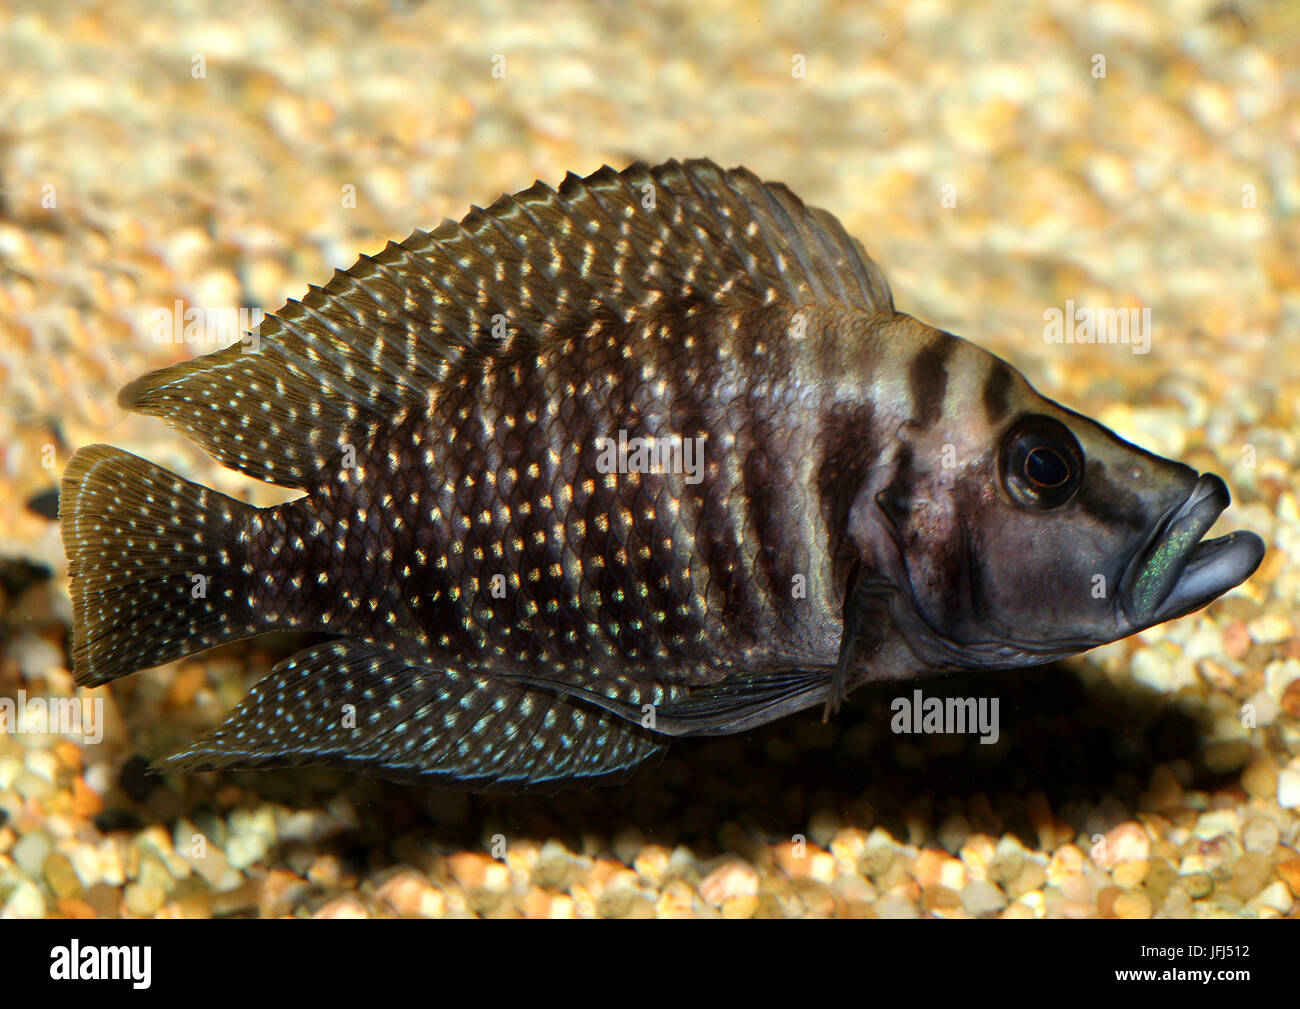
[[119, 159, 894, 489], [60, 446, 262, 686], [501, 667, 831, 737], [153, 641, 668, 790]]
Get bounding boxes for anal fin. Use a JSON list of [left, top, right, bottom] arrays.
[[153, 640, 665, 791]]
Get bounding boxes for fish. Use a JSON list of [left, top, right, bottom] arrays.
[[59, 158, 1266, 791]]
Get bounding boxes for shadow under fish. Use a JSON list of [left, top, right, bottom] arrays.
[[59, 159, 1265, 790]]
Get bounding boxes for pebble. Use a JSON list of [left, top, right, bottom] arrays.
[[909, 848, 948, 887], [1275, 857, 1300, 898], [1277, 759, 1300, 809], [699, 860, 759, 905], [1099, 822, 1150, 866], [1143, 765, 1184, 812], [1193, 809, 1241, 841], [1248, 612, 1292, 645], [1182, 873, 1214, 899], [374, 869, 441, 917], [857, 829, 898, 880], [921, 883, 961, 912], [1200, 837, 1240, 881], [12, 829, 52, 879], [988, 835, 1027, 885], [123, 882, 164, 917], [1241, 756, 1279, 799], [137, 851, 175, 893], [1229, 852, 1271, 901], [1, 880, 46, 919], [936, 813, 972, 853], [961, 879, 1006, 915], [168, 877, 213, 919], [655, 880, 698, 918], [807, 808, 840, 849], [1112, 890, 1153, 919], [56, 898, 97, 919], [1112, 860, 1149, 889], [1248, 881, 1292, 915], [1281, 680, 1300, 719], [12, 769, 52, 800], [82, 883, 122, 918], [71, 777, 104, 818], [720, 894, 760, 919], [1203, 741, 1252, 774], [225, 833, 270, 870], [1158, 886, 1193, 919], [1007, 861, 1047, 899], [210, 881, 261, 917], [1241, 817, 1281, 854], [958, 834, 996, 880], [610, 828, 644, 867], [312, 895, 369, 919], [43, 852, 82, 899], [11, 633, 65, 680], [528, 846, 574, 890], [185, 837, 234, 888], [1046, 844, 1084, 885], [632, 844, 672, 886], [1223, 620, 1251, 660], [874, 895, 919, 919], [274, 808, 338, 845]]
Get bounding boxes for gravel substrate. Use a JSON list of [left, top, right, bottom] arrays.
[[0, 0, 1296, 918]]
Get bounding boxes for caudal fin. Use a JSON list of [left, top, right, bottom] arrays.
[[60, 445, 262, 686]]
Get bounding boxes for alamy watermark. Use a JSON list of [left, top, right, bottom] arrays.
[[891, 688, 1000, 744], [1042, 299, 1151, 355], [594, 430, 706, 485], [0, 691, 104, 745], [147, 300, 264, 352]]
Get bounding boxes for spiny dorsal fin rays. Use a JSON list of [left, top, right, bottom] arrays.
[[119, 158, 896, 489]]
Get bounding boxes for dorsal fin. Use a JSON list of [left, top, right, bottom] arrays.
[[119, 159, 895, 488]]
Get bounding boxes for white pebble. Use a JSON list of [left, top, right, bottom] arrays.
[[1192, 809, 1240, 840], [1, 880, 46, 919], [1249, 881, 1293, 916], [1277, 760, 1300, 810]]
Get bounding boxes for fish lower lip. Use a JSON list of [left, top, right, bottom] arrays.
[[1120, 474, 1264, 625]]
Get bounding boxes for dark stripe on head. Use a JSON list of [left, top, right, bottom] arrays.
[[909, 338, 955, 429], [1077, 459, 1146, 532], [982, 358, 1015, 426]]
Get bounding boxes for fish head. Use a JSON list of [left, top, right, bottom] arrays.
[[848, 322, 1265, 673]]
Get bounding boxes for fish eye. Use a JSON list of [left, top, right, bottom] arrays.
[[1000, 415, 1083, 509]]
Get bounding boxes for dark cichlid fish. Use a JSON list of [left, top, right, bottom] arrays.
[[61, 159, 1265, 790]]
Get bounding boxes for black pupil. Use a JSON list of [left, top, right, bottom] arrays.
[[1025, 446, 1069, 487]]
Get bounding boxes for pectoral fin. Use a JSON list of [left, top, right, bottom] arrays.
[[502, 668, 831, 737]]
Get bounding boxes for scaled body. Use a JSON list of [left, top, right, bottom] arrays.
[[61, 160, 1264, 789]]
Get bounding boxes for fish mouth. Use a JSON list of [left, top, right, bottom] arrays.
[[1119, 473, 1265, 627]]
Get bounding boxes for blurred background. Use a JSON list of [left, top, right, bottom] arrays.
[[0, 0, 1296, 918]]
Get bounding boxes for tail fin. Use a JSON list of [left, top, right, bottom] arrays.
[[60, 445, 262, 686]]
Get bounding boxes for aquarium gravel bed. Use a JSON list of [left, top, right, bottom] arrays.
[[0, 0, 1297, 918]]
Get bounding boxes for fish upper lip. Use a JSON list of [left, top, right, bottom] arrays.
[[1118, 473, 1265, 627]]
